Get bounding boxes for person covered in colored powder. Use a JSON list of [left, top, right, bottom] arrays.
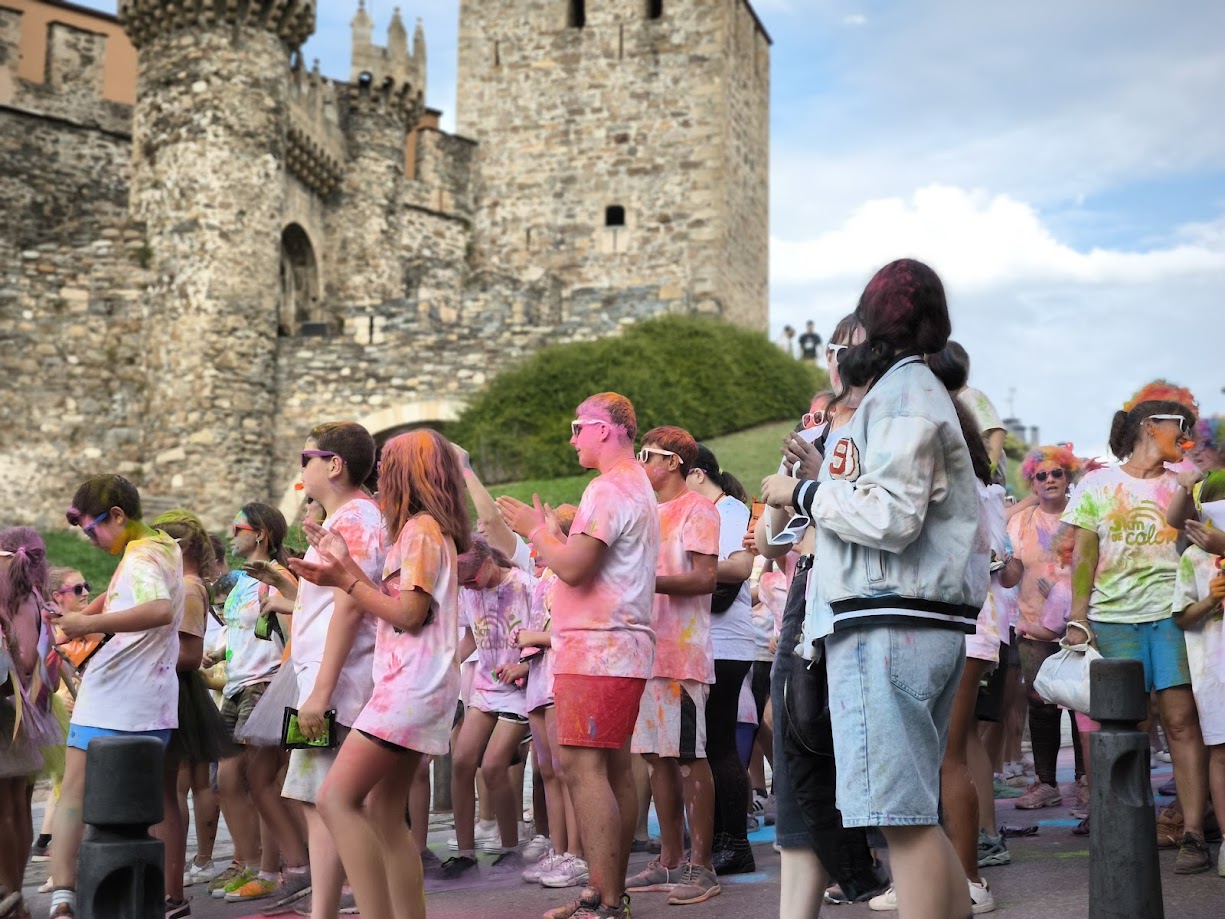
[[498, 392, 661, 919]]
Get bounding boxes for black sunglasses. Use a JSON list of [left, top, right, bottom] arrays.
[[57, 582, 91, 597], [1033, 469, 1065, 483]]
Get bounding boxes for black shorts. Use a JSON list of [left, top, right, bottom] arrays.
[[975, 652, 1009, 723]]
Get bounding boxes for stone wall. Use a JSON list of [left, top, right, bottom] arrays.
[[0, 221, 154, 527], [456, 0, 769, 329]]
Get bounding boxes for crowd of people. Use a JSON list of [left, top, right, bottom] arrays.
[[0, 257, 1223, 919]]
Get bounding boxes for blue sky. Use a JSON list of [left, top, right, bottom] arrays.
[[81, 1, 1225, 457]]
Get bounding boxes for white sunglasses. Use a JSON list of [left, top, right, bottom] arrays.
[[1147, 414, 1188, 434], [571, 418, 607, 437], [826, 343, 848, 360], [764, 513, 811, 546], [637, 447, 678, 464]]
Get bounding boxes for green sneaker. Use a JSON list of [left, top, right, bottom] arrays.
[[209, 862, 254, 899]]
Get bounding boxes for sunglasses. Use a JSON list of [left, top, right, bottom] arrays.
[[1033, 468, 1065, 483], [301, 450, 339, 468], [765, 514, 811, 546], [802, 410, 826, 429], [1147, 414, 1189, 434], [637, 447, 678, 464], [56, 582, 92, 597], [232, 523, 256, 538], [82, 510, 110, 542], [826, 343, 848, 361], [570, 419, 607, 438]]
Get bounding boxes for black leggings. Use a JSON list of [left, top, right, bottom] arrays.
[[707, 658, 753, 842]]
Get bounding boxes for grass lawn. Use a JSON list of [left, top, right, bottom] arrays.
[[42, 530, 120, 592], [489, 419, 798, 506]]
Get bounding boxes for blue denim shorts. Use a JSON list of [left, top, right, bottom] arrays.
[[66, 723, 173, 752], [826, 625, 965, 827], [1092, 618, 1190, 693]]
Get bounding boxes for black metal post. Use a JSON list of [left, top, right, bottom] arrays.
[[76, 736, 165, 919], [1089, 658, 1164, 919]]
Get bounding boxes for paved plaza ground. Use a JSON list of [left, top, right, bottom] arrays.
[[21, 748, 1223, 918]]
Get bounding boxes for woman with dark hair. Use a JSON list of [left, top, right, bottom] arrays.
[[684, 443, 758, 874], [0, 528, 60, 919], [1063, 382, 1211, 872], [761, 259, 984, 919], [207, 502, 310, 905]]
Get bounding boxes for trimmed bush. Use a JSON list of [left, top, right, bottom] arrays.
[[451, 315, 826, 482]]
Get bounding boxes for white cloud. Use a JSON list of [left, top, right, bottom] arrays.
[[772, 185, 1225, 290], [768, 185, 1225, 459], [842, 14, 867, 26]]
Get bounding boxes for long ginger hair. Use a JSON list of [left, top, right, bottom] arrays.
[[378, 430, 472, 553]]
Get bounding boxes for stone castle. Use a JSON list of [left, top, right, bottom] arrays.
[[0, 0, 770, 527]]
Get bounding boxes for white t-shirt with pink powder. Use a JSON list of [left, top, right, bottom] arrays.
[[354, 514, 459, 755], [459, 565, 534, 717], [291, 497, 386, 727], [552, 460, 660, 680]]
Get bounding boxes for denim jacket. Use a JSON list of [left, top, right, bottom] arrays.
[[792, 354, 986, 635]]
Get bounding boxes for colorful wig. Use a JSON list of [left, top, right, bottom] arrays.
[[1123, 380, 1198, 414], [1020, 445, 1083, 483], [1194, 415, 1225, 452]]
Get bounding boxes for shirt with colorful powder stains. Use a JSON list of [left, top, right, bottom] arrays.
[[73, 530, 185, 732], [651, 488, 719, 684], [553, 459, 661, 680], [1062, 465, 1181, 624]]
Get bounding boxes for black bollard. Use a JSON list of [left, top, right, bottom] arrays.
[[1088, 658, 1164, 919], [76, 736, 165, 919]]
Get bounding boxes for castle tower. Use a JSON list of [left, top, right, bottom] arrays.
[[118, 1, 314, 518], [329, 3, 426, 307], [456, 0, 770, 328]]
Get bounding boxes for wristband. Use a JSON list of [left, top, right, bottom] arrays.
[[345, 577, 359, 595], [529, 524, 549, 544]]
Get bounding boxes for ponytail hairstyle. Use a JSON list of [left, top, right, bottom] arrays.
[[721, 471, 749, 504], [953, 400, 992, 486], [691, 443, 729, 492], [240, 502, 290, 567], [839, 259, 951, 389], [1108, 400, 1197, 461], [0, 527, 48, 621], [152, 509, 214, 578], [926, 340, 971, 391]]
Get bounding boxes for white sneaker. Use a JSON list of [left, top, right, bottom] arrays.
[[523, 833, 551, 863], [868, 886, 897, 911], [447, 819, 502, 852], [969, 878, 996, 914], [541, 854, 590, 889], [523, 850, 559, 883], [183, 858, 217, 886]]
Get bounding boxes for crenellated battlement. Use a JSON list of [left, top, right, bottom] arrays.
[[286, 58, 346, 196], [118, 0, 316, 51], [350, 3, 425, 112]]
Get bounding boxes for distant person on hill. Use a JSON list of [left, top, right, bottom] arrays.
[[776, 324, 796, 358], [797, 321, 822, 365]]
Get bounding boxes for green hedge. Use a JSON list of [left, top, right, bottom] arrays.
[[450, 315, 826, 483]]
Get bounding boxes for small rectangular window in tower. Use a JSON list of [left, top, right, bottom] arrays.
[[568, 0, 586, 28], [646, 0, 664, 19], [605, 205, 626, 227]]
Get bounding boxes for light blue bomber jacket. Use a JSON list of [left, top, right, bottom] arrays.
[[791, 353, 987, 635]]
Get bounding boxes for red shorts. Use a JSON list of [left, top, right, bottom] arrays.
[[553, 674, 646, 750]]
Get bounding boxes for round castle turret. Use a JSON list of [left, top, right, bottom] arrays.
[[118, 0, 316, 519]]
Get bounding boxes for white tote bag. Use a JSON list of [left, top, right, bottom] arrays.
[[1033, 622, 1100, 715]]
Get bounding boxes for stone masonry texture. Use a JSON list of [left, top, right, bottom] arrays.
[[0, 0, 770, 528]]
